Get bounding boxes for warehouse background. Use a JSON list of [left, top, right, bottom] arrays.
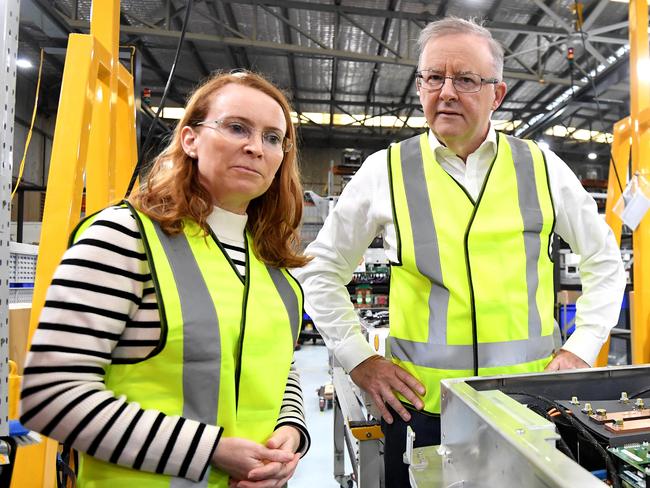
[[11, 0, 633, 235]]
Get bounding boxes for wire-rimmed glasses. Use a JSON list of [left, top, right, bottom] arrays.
[[415, 70, 500, 93], [196, 118, 293, 153]]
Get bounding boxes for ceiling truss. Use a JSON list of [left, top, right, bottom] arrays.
[[17, 0, 633, 166]]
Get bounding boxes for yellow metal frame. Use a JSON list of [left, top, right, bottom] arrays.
[[14, 1, 136, 486], [596, 0, 650, 367], [350, 424, 384, 441]]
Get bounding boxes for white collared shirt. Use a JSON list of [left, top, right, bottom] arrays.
[[294, 126, 626, 369]]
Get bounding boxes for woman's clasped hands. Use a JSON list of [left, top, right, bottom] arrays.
[[214, 426, 302, 488]]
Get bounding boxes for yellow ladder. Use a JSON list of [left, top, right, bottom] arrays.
[[13, 1, 136, 486], [596, 0, 650, 367]]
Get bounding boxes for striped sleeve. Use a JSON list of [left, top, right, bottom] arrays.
[[19, 206, 220, 482], [276, 361, 311, 455]]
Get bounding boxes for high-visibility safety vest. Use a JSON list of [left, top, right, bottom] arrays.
[[388, 132, 556, 414], [73, 203, 303, 487]]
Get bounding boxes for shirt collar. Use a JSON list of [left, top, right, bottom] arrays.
[[427, 122, 499, 160]]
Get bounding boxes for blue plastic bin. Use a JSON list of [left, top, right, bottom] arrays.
[[559, 304, 577, 336]]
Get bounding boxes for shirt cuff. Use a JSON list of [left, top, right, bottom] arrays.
[[198, 425, 222, 482], [561, 325, 606, 366], [335, 332, 377, 373]]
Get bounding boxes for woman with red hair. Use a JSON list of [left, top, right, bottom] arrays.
[[21, 70, 310, 488]]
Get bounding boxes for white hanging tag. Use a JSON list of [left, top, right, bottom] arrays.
[[613, 172, 650, 231]]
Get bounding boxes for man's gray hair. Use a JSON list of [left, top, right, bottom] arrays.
[[417, 17, 504, 79]]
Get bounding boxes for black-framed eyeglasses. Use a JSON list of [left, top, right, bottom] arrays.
[[196, 118, 293, 153], [415, 70, 500, 93]]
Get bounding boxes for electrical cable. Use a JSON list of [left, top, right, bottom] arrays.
[[525, 403, 577, 461], [629, 386, 650, 399], [125, 0, 194, 197], [11, 48, 44, 200], [573, 0, 624, 194], [57, 445, 77, 488], [503, 390, 621, 488]]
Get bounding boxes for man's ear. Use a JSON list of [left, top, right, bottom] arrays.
[[180, 125, 199, 158], [492, 81, 507, 111]]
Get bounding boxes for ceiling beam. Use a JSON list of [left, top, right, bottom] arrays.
[[588, 36, 628, 45], [260, 4, 329, 50], [340, 11, 401, 58], [516, 52, 629, 138], [399, 70, 417, 105], [222, 0, 251, 68], [364, 0, 399, 117], [295, 97, 421, 111], [169, 1, 210, 78], [64, 19, 582, 88], [588, 21, 628, 36], [30, 0, 78, 36], [205, 0, 238, 68], [330, 9, 340, 132], [531, 0, 573, 34], [280, 5, 300, 115], [221, 0, 435, 22], [581, 0, 610, 32], [505, 0, 625, 117], [119, 12, 188, 104], [502, 2, 563, 103], [216, 0, 580, 40]]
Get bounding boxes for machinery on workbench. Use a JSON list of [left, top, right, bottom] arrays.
[[332, 367, 384, 488], [330, 307, 390, 487], [555, 394, 650, 488], [406, 365, 650, 488]]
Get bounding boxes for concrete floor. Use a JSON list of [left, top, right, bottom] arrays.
[[291, 343, 349, 488]]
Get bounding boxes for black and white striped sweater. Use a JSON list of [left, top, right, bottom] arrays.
[[20, 205, 309, 482]]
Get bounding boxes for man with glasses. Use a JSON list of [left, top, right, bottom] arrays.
[[295, 17, 624, 486]]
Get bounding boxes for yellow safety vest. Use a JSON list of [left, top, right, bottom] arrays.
[[388, 132, 556, 414], [73, 203, 303, 487]]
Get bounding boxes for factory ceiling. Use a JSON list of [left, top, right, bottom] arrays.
[[16, 0, 635, 166]]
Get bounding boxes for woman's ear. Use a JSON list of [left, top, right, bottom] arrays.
[[180, 126, 199, 159]]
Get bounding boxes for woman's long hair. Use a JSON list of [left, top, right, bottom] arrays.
[[130, 70, 309, 268]]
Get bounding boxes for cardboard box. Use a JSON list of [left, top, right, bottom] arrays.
[[9, 303, 32, 375], [557, 290, 582, 305]]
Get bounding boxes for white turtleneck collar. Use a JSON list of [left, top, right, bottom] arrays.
[[206, 205, 248, 246]]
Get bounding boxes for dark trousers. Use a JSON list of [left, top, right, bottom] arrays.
[[381, 404, 441, 488]]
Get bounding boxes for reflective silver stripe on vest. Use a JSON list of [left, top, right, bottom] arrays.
[[397, 135, 449, 344], [154, 225, 218, 488], [390, 334, 555, 369], [506, 135, 543, 339], [267, 267, 301, 344], [390, 134, 553, 371], [152, 229, 298, 486]]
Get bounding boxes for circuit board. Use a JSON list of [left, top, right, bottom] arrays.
[[557, 398, 650, 447], [608, 444, 650, 488], [555, 397, 650, 486]]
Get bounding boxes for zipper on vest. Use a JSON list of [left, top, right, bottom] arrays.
[[234, 234, 251, 408], [208, 229, 246, 285], [462, 137, 501, 376], [464, 236, 479, 377]]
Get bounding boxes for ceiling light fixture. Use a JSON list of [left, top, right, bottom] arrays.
[[16, 58, 33, 69], [588, 152, 598, 160]]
